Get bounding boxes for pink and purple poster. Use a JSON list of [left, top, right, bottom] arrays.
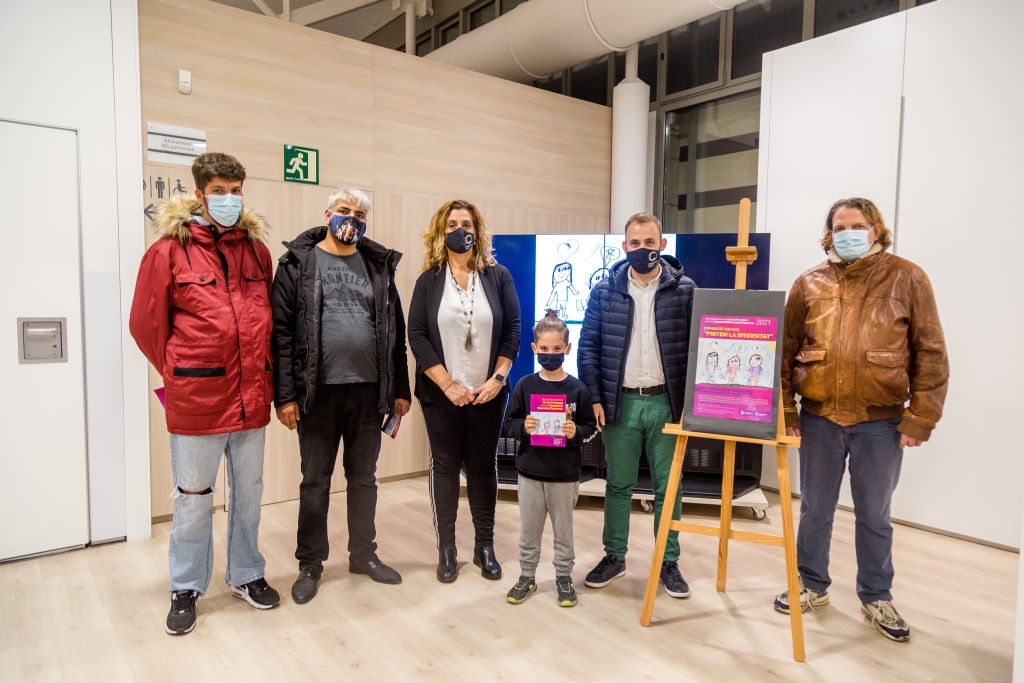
[[692, 314, 777, 423], [529, 394, 567, 447]]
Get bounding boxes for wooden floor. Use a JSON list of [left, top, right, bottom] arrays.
[[1, 477, 1016, 682]]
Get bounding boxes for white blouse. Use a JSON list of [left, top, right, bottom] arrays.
[[439, 269, 494, 389]]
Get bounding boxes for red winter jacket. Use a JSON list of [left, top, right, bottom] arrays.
[[130, 195, 274, 435]]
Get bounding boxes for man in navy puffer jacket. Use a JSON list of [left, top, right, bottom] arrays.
[[578, 212, 695, 599]]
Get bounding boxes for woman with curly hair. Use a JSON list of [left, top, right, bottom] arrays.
[[407, 199, 521, 584]]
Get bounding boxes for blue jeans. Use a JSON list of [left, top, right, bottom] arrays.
[[797, 412, 903, 603], [168, 427, 267, 594]]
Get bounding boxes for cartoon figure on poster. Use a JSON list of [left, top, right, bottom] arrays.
[[746, 353, 764, 385]]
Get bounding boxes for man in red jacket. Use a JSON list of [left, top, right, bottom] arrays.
[[130, 152, 280, 636]]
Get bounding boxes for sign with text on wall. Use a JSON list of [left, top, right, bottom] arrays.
[[147, 122, 206, 166], [283, 144, 319, 184]]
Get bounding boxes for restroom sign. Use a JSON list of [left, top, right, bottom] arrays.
[[284, 145, 319, 185]]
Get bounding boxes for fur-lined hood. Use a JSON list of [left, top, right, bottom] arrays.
[[155, 194, 267, 243]]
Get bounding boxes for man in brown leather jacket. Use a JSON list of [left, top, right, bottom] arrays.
[[772, 197, 948, 643]]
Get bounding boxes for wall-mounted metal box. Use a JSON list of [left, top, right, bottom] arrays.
[[17, 318, 68, 364]]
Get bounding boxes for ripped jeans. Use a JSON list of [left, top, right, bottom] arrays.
[[168, 427, 267, 594]]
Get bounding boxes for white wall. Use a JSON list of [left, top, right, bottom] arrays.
[[0, 0, 150, 541], [757, 0, 1024, 549]]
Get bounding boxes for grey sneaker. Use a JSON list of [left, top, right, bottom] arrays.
[[862, 600, 911, 641], [773, 582, 829, 614], [506, 575, 537, 604]]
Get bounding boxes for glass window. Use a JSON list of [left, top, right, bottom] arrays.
[[662, 91, 760, 233], [440, 19, 461, 46], [731, 0, 804, 79], [533, 72, 564, 95], [666, 14, 722, 95], [613, 39, 659, 102], [814, 0, 899, 37], [415, 33, 432, 57], [469, 1, 496, 30], [570, 56, 610, 106], [501, 0, 527, 13]]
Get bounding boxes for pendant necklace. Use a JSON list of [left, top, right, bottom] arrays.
[[450, 267, 476, 351]]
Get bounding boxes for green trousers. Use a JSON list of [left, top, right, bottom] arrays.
[[601, 392, 682, 562]]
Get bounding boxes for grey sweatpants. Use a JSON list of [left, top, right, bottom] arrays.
[[517, 476, 579, 577]]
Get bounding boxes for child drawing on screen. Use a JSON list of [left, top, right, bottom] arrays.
[[702, 351, 721, 384], [546, 261, 578, 318], [587, 267, 610, 292], [725, 355, 741, 384], [746, 353, 763, 386]]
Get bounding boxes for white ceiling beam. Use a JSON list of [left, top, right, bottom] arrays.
[[250, 0, 277, 18], [286, 0, 384, 26]]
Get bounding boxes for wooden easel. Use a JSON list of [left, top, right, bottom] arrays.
[[638, 198, 806, 662]]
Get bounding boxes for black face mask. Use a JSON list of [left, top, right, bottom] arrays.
[[445, 228, 475, 254], [626, 247, 660, 274], [537, 353, 565, 371]]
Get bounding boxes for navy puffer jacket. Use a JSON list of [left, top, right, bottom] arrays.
[[578, 255, 695, 425]]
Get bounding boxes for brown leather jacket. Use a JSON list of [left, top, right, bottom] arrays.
[[781, 248, 949, 441]]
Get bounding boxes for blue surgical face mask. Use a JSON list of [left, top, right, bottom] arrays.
[[205, 193, 243, 227], [832, 229, 872, 262], [329, 214, 366, 245]]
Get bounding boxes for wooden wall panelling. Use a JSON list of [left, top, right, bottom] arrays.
[[139, 0, 374, 187], [370, 47, 611, 223]]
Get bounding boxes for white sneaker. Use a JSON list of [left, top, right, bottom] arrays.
[[773, 581, 829, 614], [862, 600, 911, 641]]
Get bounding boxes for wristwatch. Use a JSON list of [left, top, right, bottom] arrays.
[[493, 373, 506, 385]]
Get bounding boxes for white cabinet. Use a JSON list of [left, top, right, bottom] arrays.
[[756, 0, 1024, 548]]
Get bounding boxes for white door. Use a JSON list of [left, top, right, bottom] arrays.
[[0, 120, 89, 561]]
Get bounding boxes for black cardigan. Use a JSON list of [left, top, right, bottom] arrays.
[[407, 262, 521, 403]]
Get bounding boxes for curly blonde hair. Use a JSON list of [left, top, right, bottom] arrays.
[[421, 199, 497, 272], [820, 197, 893, 253]]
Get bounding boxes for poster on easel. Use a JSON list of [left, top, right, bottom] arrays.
[[681, 289, 786, 441]]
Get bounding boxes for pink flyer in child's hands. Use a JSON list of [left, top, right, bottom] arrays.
[[529, 394, 567, 448]]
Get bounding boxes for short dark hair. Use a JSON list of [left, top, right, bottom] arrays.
[[624, 211, 662, 235], [191, 152, 246, 192]]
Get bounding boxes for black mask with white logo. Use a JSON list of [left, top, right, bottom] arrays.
[[626, 247, 660, 274], [445, 227, 475, 254]]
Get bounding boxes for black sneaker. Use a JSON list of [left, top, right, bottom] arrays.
[[660, 561, 690, 598], [350, 556, 402, 585], [506, 575, 537, 604], [291, 566, 321, 605], [165, 589, 198, 636], [231, 577, 281, 610], [584, 555, 626, 588], [556, 576, 578, 607]]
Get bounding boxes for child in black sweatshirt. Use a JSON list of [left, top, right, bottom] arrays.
[[502, 311, 597, 607]]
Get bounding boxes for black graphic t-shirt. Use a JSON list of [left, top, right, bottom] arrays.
[[315, 247, 378, 385]]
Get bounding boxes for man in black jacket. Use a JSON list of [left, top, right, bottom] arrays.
[[271, 188, 411, 604], [577, 212, 695, 599]]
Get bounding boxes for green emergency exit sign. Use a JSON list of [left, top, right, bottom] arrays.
[[284, 144, 319, 185]]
